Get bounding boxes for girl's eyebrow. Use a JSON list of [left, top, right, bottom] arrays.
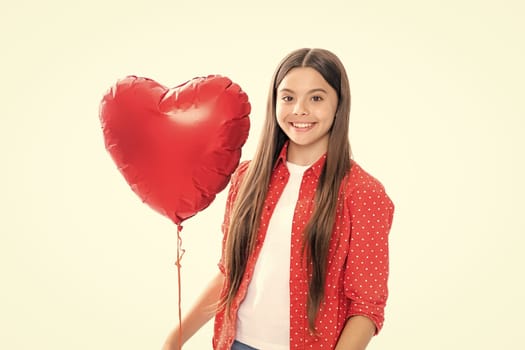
[[278, 88, 328, 94]]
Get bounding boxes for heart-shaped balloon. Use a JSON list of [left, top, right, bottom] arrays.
[[99, 75, 250, 225]]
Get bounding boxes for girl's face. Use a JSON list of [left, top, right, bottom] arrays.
[[276, 67, 338, 164]]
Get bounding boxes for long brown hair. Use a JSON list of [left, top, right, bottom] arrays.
[[222, 48, 352, 331]]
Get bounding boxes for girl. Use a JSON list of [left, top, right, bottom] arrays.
[[163, 48, 394, 350]]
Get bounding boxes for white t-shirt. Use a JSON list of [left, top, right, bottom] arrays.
[[236, 162, 310, 350]]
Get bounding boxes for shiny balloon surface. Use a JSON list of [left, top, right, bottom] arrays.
[[100, 75, 251, 225]]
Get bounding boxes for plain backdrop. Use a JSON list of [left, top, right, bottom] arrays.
[[1, 0, 524, 349]]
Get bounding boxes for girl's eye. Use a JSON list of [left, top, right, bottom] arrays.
[[312, 95, 323, 102], [281, 96, 293, 102]]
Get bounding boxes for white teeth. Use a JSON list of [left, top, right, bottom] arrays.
[[292, 123, 313, 128]]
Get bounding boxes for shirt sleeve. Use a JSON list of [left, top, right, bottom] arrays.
[[344, 178, 394, 334], [217, 161, 250, 275]]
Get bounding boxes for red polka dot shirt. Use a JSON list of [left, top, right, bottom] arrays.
[[213, 144, 395, 349]]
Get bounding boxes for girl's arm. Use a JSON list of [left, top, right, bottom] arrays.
[[161, 271, 225, 350], [334, 315, 376, 350]]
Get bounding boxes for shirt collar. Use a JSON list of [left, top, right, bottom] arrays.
[[274, 141, 327, 178]]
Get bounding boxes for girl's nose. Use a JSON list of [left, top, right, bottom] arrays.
[[292, 101, 309, 116]]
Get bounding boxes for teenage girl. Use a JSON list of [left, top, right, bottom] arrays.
[[162, 48, 394, 350]]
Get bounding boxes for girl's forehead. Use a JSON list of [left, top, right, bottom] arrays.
[[278, 67, 333, 93]]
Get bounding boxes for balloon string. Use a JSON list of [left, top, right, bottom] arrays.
[[175, 224, 185, 350]]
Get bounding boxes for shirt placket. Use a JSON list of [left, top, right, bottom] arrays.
[[289, 168, 318, 348]]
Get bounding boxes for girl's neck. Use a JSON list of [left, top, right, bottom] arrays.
[[286, 142, 327, 166]]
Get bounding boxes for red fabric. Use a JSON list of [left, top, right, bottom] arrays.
[[213, 144, 394, 349]]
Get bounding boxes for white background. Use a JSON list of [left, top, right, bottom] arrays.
[[1, 0, 524, 349]]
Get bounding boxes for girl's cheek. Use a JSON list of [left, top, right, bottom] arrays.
[[275, 107, 286, 119], [277, 105, 292, 116]]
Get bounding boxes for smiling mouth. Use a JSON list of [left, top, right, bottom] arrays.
[[291, 122, 314, 129]]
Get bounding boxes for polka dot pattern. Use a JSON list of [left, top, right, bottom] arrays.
[[213, 144, 394, 349]]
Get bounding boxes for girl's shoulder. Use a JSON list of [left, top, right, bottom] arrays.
[[233, 160, 251, 176], [343, 160, 392, 202], [229, 160, 251, 187]]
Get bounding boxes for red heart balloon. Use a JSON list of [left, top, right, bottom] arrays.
[[99, 75, 250, 225]]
